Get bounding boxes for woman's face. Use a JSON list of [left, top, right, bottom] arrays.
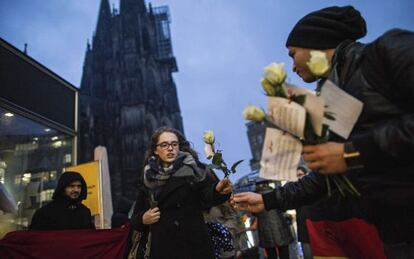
[[154, 132, 180, 166]]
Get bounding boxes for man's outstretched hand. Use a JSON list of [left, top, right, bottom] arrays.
[[231, 192, 265, 213]]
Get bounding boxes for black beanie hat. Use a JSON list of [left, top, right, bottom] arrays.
[[286, 6, 367, 49]]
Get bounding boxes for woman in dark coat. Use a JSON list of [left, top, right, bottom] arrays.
[[130, 127, 232, 259]]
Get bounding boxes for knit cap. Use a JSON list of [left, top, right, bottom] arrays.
[[286, 6, 367, 49]]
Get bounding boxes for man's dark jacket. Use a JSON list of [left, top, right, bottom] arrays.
[[29, 171, 95, 230], [263, 29, 414, 244]]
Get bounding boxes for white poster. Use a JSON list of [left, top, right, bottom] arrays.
[[320, 80, 363, 139], [267, 97, 306, 138], [285, 84, 325, 136], [260, 128, 302, 181]]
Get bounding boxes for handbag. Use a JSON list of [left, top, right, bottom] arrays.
[[127, 230, 143, 259], [128, 191, 157, 259], [128, 229, 152, 259]]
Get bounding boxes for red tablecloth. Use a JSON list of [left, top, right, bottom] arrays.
[[0, 226, 129, 259]]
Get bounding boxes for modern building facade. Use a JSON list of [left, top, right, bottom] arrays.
[[79, 0, 183, 204], [0, 38, 78, 236]]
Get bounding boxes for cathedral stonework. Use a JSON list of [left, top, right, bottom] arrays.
[[79, 0, 183, 204]]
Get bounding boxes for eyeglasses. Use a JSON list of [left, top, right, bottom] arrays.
[[156, 141, 180, 150]]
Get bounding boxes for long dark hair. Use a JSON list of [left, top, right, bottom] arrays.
[[143, 127, 199, 165]]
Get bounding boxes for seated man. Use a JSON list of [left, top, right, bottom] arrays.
[[29, 171, 95, 230]]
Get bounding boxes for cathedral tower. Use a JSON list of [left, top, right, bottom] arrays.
[[79, 0, 183, 204]]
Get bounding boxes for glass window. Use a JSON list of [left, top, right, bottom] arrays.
[[0, 107, 74, 237]]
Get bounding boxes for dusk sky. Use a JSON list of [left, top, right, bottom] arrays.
[[1, 0, 413, 181]]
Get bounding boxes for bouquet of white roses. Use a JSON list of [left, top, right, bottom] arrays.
[[203, 130, 244, 178], [243, 52, 359, 197]]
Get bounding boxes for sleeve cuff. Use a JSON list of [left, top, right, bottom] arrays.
[[343, 142, 364, 170], [212, 184, 231, 204], [131, 211, 146, 231], [351, 134, 392, 173], [262, 191, 278, 211]]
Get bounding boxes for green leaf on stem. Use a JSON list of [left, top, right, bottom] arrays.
[[212, 152, 223, 166], [292, 94, 306, 106], [231, 160, 244, 173], [275, 85, 288, 98]]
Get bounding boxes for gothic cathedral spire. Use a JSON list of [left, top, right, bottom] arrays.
[[79, 0, 183, 205], [95, 0, 112, 48]]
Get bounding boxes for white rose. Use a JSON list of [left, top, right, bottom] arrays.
[[306, 50, 330, 76], [203, 130, 215, 144], [204, 143, 215, 159], [242, 105, 266, 122], [261, 79, 276, 96], [263, 63, 287, 85]]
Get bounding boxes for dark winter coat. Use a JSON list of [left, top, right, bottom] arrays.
[[29, 171, 95, 230], [255, 188, 293, 248], [256, 209, 293, 248], [263, 29, 414, 244], [131, 166, 230, 259]]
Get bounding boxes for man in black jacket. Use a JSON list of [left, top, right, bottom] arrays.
[[29, 171, 95, 230], [233, 6, 414, 258]]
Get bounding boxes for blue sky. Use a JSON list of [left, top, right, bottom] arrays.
[[1, 0, 413, 181]]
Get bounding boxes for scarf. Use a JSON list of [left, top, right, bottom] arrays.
[[143, 151, 206, 191]]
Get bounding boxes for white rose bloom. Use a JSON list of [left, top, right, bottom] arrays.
[[263, 63, 287, 85], [307, 50, 330, 76], [203, 130, 215, 144], [261, 79, 276, 96], [242, 105, 266, 122], [204, 143, 215, 159]]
